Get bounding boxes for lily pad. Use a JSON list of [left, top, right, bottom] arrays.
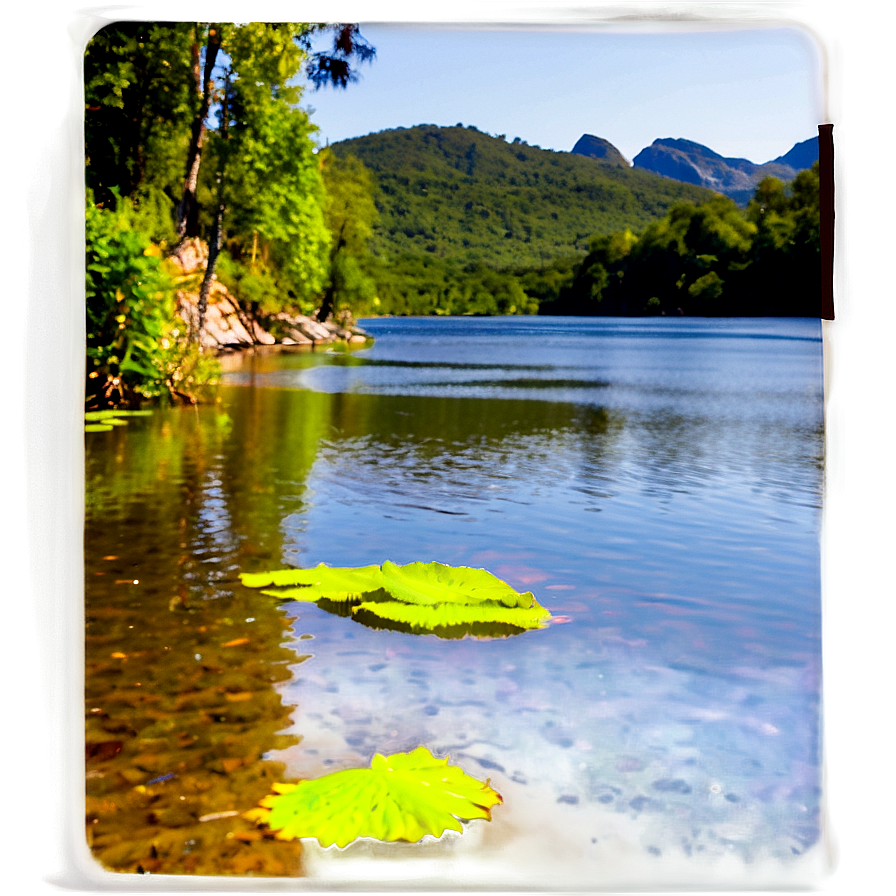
[[246, 746, 502, 847], [380, 561, 536, 609], [353, 598, 551, 632], [243, 564, 384, 600], [240, 561, 551, 638], [84, 409, 153, 420], [85, 409, 153, 432]]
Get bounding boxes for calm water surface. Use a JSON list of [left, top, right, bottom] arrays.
[[85, 317, 824, 886]]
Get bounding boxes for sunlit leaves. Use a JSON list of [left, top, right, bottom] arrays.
[[240, 561, 551, 637], [380, 561, 535, 609], [244, 564, 385, 602], [246, 746, 502, 847]]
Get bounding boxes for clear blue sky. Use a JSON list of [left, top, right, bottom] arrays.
[[300, 24, 823, 165]]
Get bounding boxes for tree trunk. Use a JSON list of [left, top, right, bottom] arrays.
[[196, 69, 230, 342], [197, 202, 223, 340], [176, 24, 221, 240], [315, 224, 347, 324]]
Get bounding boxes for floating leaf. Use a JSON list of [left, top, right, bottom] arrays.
[[85, 409, 152, 433], [84, 409, 153, 421], [380, 561, 535, 609], [249, 746, 502, 847], [241, 563, 383, 598], [241, 561, 550, 638], [353, 598, 550, 632]]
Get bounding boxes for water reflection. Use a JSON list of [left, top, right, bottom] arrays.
[[85, 404, 310, 874], [85, 317, 824, 884]]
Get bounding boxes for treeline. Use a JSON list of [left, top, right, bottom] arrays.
[[542, 165, 822, 317], [84, 21, 376, 407]]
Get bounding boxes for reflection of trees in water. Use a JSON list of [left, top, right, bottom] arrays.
[[84, 401, 330, 875], [291, 390, 625, 515]]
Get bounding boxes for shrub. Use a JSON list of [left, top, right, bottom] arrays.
[[85, 193, 219, 408]]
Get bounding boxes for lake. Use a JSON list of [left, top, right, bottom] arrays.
[[84, 316, 825, 887]]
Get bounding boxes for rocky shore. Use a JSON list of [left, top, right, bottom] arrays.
[[168, 240, 372, 353]]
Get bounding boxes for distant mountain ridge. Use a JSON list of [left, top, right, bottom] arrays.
[[570, 134, 629, 167], [631, 136, 818, 204]]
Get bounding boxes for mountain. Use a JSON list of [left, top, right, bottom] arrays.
[[571, 134, 629, 167], [331, 124, 715, 273], [770, 137, 819, 170], [632, 137, 818, 204]]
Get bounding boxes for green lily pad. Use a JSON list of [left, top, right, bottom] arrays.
[[241, 563, 383, 597], [84, 409, 153, 421], [240, 561, 551, 638], [380, 561, 536, 609], [353, 598, 551, 632], [247, 746, 502, 847], [85, 409, 153, 432]]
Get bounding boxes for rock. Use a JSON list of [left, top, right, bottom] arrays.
[[166, 241, 373, 352], [167, 238, 207, 275]]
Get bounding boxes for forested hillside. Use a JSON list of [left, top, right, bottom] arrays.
[[330, 125, 715, 315]]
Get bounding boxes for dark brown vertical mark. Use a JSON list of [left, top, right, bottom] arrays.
[[819, 123, 835, 319]]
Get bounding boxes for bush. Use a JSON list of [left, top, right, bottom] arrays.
[[85, 194, 219, 408]]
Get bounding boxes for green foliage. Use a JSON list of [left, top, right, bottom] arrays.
[[555, 165, 821, 317], [240, 561, 551, 637], [241, 563, 385, 600], [84, 22, 196, 208], [85, 194, 220, 408], [85, 22, 374, 356], [247, 746, 502, 847], [379, 561, 534, 608], [316, 151, 380, 320], [216, 24, 331, 313], [330, 125, 715, 315], [213, 251, 281, 312]]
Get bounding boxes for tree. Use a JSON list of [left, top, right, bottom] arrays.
[[175, 23, 223, 239], [315, 152, 379, 322], [171, 22, 376, 337], [174, 23, 375, 241], [84, 22, 196, 234], [745, 163, 820, 315], [214, 24, 330, 317]]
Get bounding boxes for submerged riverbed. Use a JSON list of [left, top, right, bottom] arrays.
[[85, 316, 826, 887]]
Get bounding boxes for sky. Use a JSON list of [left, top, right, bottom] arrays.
[[301, 24, 824, 165]]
